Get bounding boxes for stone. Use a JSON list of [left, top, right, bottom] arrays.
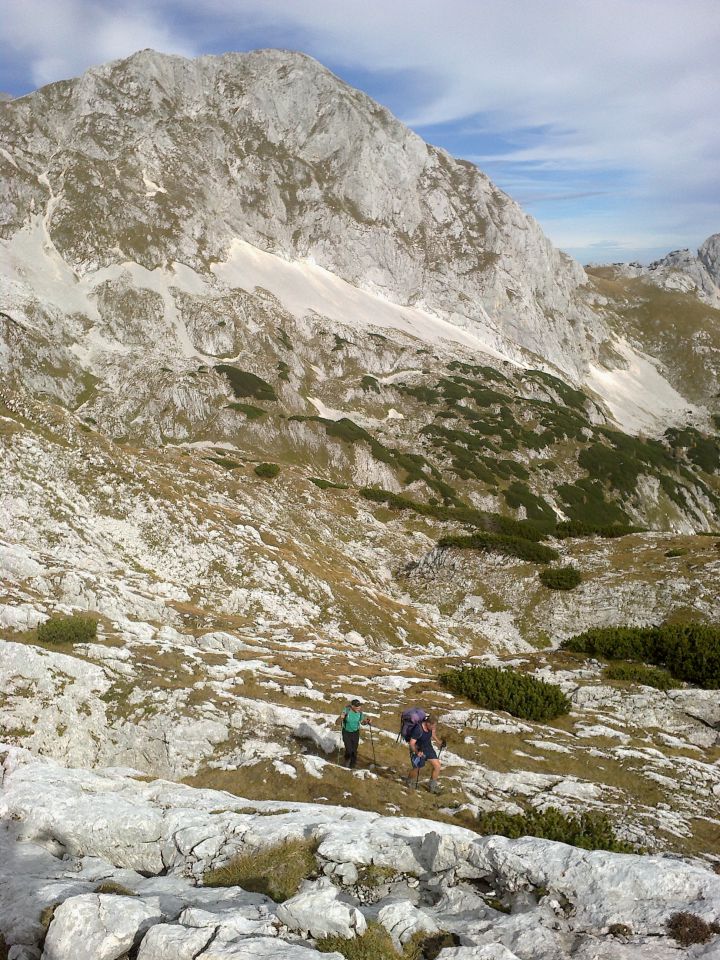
[[377, 900, 439, 947], [42, 894, 161, 960], [275, 879, 367, 939]]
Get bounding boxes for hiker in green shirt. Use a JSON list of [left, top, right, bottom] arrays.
[[339, 698, 371, 768]]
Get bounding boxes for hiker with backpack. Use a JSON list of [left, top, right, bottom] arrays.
[[400, 707, 446, 792], [339, 698, 371, 768]]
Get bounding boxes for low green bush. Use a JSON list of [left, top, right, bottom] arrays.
[[310, 477, 348, 490], [254, 462, 281, 479], [438, 532, 558, 564], [604, 661, 681, 690], [561, 623, 720, 687], [438, 665, 570, 722], [37, 614, 98, 645], [203, 838, 318, 902], [476, 807, 636, 853], [226, 402, 266, 419], [539, 566, 582, 590], [215, 366, 277, 402]]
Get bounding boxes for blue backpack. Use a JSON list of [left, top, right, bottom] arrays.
[[400, 706, 428, 742]]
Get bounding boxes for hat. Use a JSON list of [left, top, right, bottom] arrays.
[[350, 699, 362, 706]]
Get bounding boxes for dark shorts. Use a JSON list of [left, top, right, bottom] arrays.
[[409, 744, 437, 762]]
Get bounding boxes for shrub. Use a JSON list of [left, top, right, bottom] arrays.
[[561, 623, 720, 687], [604, 661, 681, 691], [254, 462, 281, 479], [438, 665, 570, 722], [539, 566, 582, 590], [37, 614, 98, 645], [476, 807, 637, 854], [225, 402, 266, 419], [665, 548, 686, 558], [666, 912, 715, 947], [203, 837, 318, 902], [439, 532, 558, 564], [215, 366, 277, 402], [310, 477, 348, 490], [608, 924, 632, 937]]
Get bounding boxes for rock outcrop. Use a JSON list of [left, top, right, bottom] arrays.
[[1, 747, 719, 959]]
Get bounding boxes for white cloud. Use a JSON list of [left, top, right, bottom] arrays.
[[4, 0, 195, 87]]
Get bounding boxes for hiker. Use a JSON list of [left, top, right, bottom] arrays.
[[407, 715, 445, 792], [339, 698, 371, 768]]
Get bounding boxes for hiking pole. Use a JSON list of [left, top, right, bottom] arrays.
[[368, 721, 377, 766]]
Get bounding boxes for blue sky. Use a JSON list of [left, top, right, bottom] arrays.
[[3, 0, 719, 264]]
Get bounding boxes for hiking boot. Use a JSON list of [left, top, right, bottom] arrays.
[[428, 780, 441, 794]]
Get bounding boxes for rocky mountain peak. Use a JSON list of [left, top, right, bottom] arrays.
[[0, 48, 601, 378]]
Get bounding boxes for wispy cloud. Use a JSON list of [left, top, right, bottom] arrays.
[[2, 0, 719, 262]]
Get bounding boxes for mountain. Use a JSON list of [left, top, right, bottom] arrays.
[[1, 49, 720, 958]]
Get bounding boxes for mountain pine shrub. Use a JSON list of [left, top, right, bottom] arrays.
[[604, 661, 681, 690], [539, 566, 582, 590], [476, 807, 636, 853], [37, 614, 98, 645], [438, 665, 570, 721], [203, 837, 318, 902], [562, 623, 720, 687], [254, 462, 280, 479], [438, 532, 558, 564], [215, 366, 277, 402]]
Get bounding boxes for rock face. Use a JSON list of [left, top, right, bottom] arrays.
[[1, 747, 720, 960], [0, 48, 603, 379], [639, 234, 720, 307]]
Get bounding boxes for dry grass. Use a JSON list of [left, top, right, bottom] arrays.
[[203, 836, 319, 902]]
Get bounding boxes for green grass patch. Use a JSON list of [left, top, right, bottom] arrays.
[[604, 661, 681, 691], [203, 837, 318, 902], [562, 623, 720, 687], [439, 665, 570, 722], [539, 566, 582, 590], [254, 462, 281, 479], [476, 807, 637, 853], [37, 614, 98, 645], [215, 366, 277, 402]]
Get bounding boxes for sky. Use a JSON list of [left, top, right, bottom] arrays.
[[3, 0, 719, 265]]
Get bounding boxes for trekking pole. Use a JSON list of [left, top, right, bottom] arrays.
[[368, 721, 377, 766]]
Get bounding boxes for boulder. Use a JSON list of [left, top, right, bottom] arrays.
[[275, 879, 366, 939], [42, 894, 161, 960], [377, 900, 438, 947]]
